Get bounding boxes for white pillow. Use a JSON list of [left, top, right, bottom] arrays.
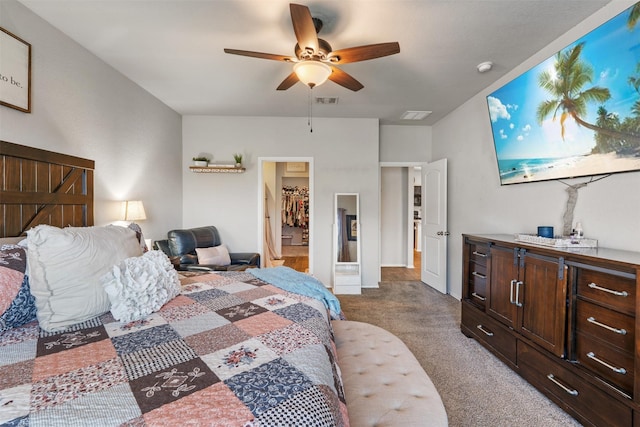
[[27, 225, 142, 332], [102, 250, 180, 323], [195, 244, 231, 266]]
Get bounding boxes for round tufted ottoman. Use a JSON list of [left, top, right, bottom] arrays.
[[332, 320, 448, 427]]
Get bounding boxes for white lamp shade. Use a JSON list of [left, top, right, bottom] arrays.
[[122, 200, 147, 221], [294, 60, 332, 88]]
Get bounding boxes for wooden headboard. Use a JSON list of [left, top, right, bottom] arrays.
[[0, 141, 94, 237]]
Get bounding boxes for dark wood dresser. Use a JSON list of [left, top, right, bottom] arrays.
[[461, 234, 640, 427]]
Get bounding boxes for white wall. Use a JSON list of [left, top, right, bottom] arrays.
[[182, 116, 380, 288], [433, 0, 640, 300], [0, 0, 182, 241], [379, 125, 432, 268], [380, 167, 408, 266], [380, 125, 431, 162]]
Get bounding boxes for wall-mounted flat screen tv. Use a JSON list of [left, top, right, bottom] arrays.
[[487, 2, 640, 185]]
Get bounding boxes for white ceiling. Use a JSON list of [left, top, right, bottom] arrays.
[[19, 0, 611, 125]]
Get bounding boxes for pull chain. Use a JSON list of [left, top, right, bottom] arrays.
[[307, 87, 313, 133]]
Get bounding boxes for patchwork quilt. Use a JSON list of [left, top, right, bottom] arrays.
[[0, 271, 349, 426]]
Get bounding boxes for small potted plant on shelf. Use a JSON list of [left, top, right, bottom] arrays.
[[192, 156, 210, 167], [233, 153, 243, 168]]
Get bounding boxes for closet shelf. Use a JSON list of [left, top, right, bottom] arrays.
[[189, 166, 245, 173]]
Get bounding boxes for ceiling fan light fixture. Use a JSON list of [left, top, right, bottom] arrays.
[[294, 60, 332, 88]]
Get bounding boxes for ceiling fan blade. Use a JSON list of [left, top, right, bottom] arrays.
[[328, 42, 400, 64], [290, 3, 319, 54], [224, 48, 292, 62], [276, 72, 300, 90], [328, 66, 364, 92]]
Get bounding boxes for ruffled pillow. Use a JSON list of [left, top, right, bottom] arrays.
[[0, 245, 36, 333], [102, 250, 181, 323]]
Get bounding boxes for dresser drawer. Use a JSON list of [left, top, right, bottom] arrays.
[[575, 331, 633, 396], [576, 269, 635, 315], [575, 299, 634, 353], [469, 243, 490, 265], [462, 304, 516, 364], [518, 342, 632, 427], [468, 261, 487, 309]]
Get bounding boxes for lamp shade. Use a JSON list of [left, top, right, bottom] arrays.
[[122, 200, 147, 221], [293, 60, 332, 88]]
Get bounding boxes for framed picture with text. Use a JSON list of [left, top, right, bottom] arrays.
[[0, 27, 31, 113]]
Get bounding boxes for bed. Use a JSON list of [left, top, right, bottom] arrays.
[[0, 141, 349, 426]]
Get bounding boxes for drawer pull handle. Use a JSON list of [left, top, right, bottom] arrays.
[[588, 282, 628, 297], [472, 271, 486, 279], [476, 324, 494, 337], [547, 374, 578, 396], [514, 280, 523, 307], [472, 251, 487, 258], [586, 317, 627, 335], [471, 292, 486, 301], [510, 280, 516, 305], [586, 352, 627, 374]]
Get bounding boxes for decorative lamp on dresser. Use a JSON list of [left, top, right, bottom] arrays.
[[461, 234, 640, 427]]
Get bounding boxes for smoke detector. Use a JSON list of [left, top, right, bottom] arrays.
[[477, 61, 493, 73]]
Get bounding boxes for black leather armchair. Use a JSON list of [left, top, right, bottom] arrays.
[[154, 226, 260, 271]]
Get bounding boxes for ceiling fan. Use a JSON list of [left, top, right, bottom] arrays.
[[224, 3, 400, 92]]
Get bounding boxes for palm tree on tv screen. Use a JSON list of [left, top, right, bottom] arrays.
[[627, 3, 640, 30], [536, 42, 640, 151]]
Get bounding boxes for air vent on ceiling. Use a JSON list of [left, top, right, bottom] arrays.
[[315, 97, 339, 104], [401, 110, 432, 120]]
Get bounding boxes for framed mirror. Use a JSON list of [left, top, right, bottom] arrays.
[[335, 193, 359, 264], [333, 193, 361, 294]]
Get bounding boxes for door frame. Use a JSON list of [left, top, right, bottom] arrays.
[[258, 157, 314, 274], [380, 161, 426, 277]]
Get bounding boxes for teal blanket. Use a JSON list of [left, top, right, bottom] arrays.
[[248, 266, 342, 319]]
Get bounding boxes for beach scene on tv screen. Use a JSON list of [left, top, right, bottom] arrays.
[[487, 2, 640, 185]]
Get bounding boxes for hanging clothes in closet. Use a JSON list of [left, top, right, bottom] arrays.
[[282, 186, 309, 228]]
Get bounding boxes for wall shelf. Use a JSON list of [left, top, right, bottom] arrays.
[[189, 165, 245, 173]]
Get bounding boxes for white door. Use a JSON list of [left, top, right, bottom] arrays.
[[421, 158, 447, 293]]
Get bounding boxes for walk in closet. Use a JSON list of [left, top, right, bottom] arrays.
[[281, 185, 309, 247]]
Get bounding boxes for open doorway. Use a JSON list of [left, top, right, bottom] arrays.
[[379, 164, 422, 282], [281, 180, 309, 272], [379, 160, 448, 289], [259, 158, 313, 274]]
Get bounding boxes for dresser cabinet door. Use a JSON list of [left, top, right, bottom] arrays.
[[518, 252, 567, 357], [487, 246, 518, 328]]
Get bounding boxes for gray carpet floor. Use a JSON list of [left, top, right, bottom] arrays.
[[337, 281, 583, 427]]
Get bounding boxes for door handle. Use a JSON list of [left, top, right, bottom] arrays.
[[436, 231, 450, 236], [514, 280, 523, 307]]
